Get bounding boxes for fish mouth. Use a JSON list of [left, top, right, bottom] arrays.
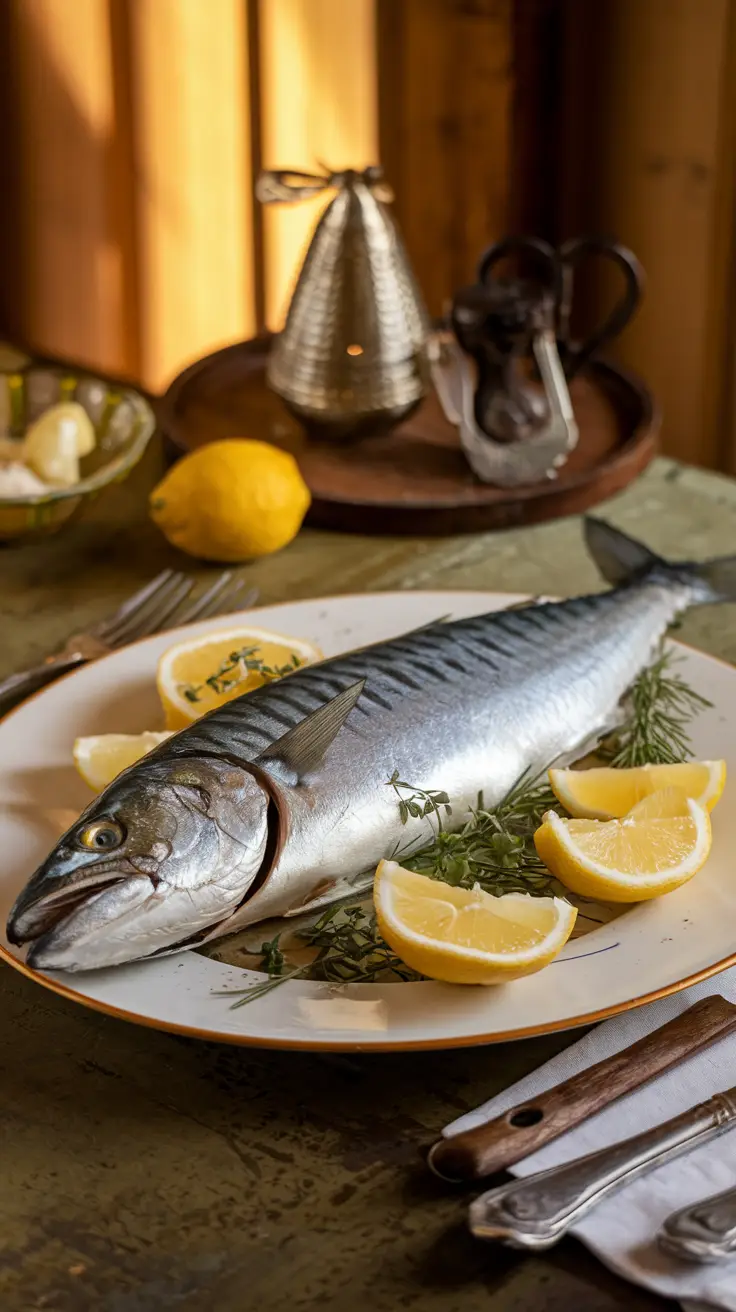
[[23, 874, 158, 972], [22, 873, 249, 973], [6, 860, 134, 946]]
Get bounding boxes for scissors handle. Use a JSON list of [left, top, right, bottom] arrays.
[[557, 236, 644, 379], [476, 236, 560, 298]]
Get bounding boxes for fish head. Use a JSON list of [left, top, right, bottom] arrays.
[[6, 755, 274, 972]]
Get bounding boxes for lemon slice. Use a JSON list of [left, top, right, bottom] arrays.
[[373, 861, 577, 984], [549, 760, 726, 820], [74, 731, 173, 791], [534, 789, 712, 902], [156, 626, 322, 729]]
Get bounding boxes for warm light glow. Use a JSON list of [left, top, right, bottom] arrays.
[[128, 0, 256, 391], [6, 0, 378, 391], [11, 0, 128, 373], [260, 0, 378, 330], [346, 344, 364, 356]]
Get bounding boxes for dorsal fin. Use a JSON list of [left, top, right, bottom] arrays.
[[404, 614, 451, 634], [255, 679, 365, 781]]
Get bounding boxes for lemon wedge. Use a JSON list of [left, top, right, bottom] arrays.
[[373, 860, 577, 984], [625, 786, 696, 819], [534, 788, 712, 902], [548, 760, 726, 820], [74, 731, 173, 791], [156, 626, 322, 729]]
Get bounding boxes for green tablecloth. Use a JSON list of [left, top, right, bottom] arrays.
[[5, 440, 731, 1311]]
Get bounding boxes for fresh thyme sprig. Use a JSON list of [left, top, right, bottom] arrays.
[[221, 960, 306, 1006], [302, 905, 420, 984], [181, 646, 303, 704], [258, 933, 285, 977], [407, 773, 559, 898], [387, 770, 451, 831], [220, 905, 419, 1009], [599, 648, 712, 768]]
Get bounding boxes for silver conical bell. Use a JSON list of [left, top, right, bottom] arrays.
[[258, 167, 431, 441]]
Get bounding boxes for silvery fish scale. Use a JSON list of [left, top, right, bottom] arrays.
[[266, 169, 431, 440]]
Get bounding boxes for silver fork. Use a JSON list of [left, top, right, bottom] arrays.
[[0, 571, 259, 712]]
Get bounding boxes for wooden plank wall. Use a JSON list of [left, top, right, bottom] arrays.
[[0, 0, 257, 393], [376, 0, 514, 318], [0, 0, 517, 392], [556, 0, 735, 470], [2, 0, 735, 472], [259, 0, 378, 331], [376, 0, 736, 472]]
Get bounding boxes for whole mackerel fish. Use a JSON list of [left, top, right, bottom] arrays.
[[8, 519, 736, 972]]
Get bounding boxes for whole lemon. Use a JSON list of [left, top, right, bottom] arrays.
[[150, 439, 311, 562]]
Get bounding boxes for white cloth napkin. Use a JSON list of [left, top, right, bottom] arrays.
[[444, 970, 736, 1310]]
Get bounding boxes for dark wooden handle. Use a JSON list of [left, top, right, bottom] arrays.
[[429, 994, 736, 1182]]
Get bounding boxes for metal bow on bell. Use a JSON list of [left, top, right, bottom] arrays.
[[257, 167, 431, 442]]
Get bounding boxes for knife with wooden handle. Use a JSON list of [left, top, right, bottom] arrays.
[[468, 1084, 736, 1250], [428, 994, 736, 1182]]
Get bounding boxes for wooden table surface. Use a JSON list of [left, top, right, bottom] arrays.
[[3, 431, 736, 1312]]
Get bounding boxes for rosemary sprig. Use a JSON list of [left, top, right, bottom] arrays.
[[600, 648, 712, 768], [181, 646, 303, 704]]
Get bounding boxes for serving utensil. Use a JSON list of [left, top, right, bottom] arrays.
[[0, 572, 258, 712], [473, 234, 643, 386], [431, 233, 644, 486], [429, 995, 736, 1181], [469, 1084, 736, 1251], [659, 1183, 736, 1263], [428, 329, 575, 487]]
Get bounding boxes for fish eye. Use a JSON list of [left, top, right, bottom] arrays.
[[75, 819, 125, 852]]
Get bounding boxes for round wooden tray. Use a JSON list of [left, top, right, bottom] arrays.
[[160, 335, 659, 536]]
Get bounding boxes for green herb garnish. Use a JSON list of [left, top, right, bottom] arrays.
[[181, 646, 303, 704], [302, 905, 419, 984], [407, 773, 559, 898], [600, 648, 712, 768], [387, 770, 451, 829], [220, 905, 419, 1009], [258, 933, 285, 977]]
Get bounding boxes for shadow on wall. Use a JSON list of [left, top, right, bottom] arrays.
[[0, 0, 141, 380]]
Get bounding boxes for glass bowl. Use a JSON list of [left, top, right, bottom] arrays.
[[0, 365, 156, 543]]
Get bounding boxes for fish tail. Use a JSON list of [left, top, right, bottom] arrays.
[[584, 516, 736, 604]]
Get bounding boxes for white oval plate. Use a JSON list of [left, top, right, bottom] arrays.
[[1, 590, 734, 1051]]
